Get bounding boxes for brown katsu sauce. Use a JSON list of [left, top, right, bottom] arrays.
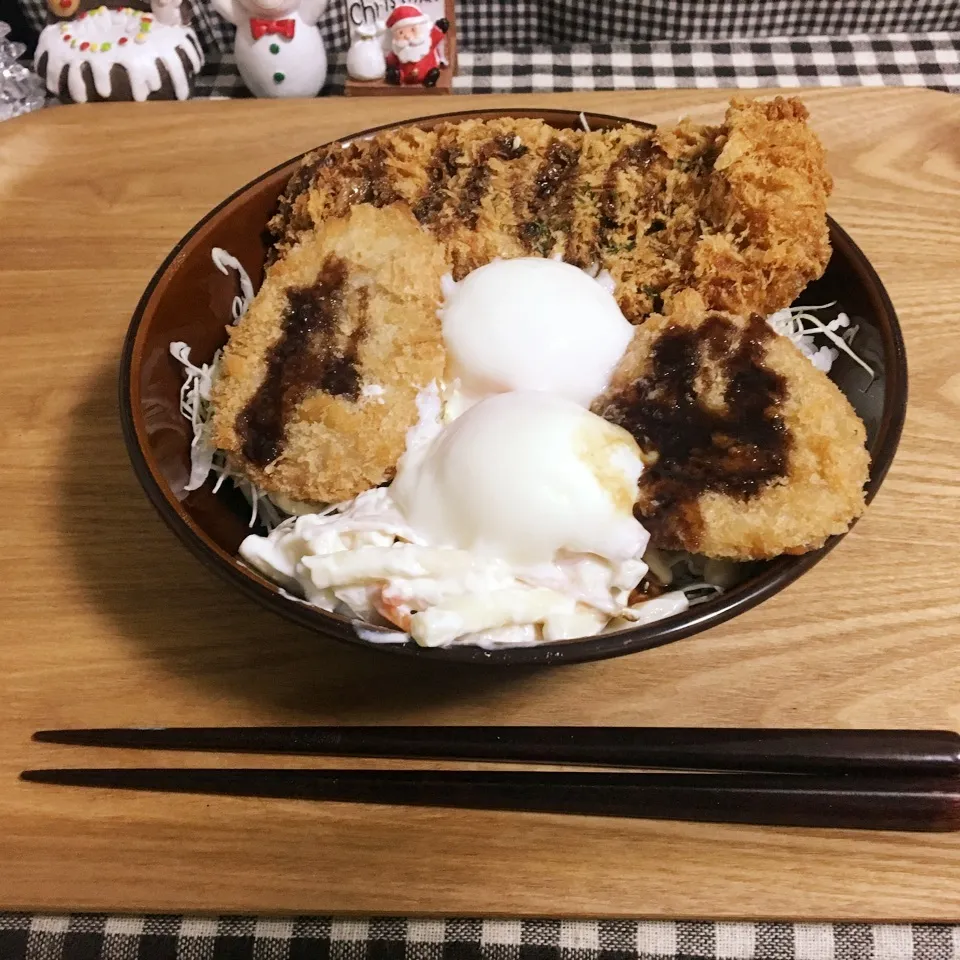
[[603, 314, 790, 548], [237, 256, 365, 468], [413, 142, 462, 225], [277, 154, 322, 233], [599, 138, 664, 240], [455, 134, 528, 231], [517, 139, 581, 255], [287, 154, 323, 204], [320, 285, 367, 399], [534, 140, 580, 201], [349, 144, 398, 208]]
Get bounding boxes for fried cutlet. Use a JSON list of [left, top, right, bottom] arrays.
[[692, 96, 833, 318], [214, 95, 851, 551], [591, 290, 869, 560], [268, 97, 831, 323], [210, 203, 447, 504]]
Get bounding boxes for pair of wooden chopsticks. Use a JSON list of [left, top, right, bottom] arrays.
[[22, 727, 960, 831]]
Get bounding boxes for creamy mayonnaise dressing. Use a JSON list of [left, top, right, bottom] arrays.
[[240, 482, 686, 648], [239, 386, 690, 649]]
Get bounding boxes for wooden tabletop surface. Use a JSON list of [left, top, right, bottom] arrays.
[[1, 88, 959, 921]]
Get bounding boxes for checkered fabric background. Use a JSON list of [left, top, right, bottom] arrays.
[[3, 915, 960, 960], [186, 35, 960, 97], [16, 0, 960, 61], [16, 0, 960, 94]]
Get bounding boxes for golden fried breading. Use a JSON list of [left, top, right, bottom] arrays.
[[219, 96, 848, 550], [268, 97, 831, 323], [210, 203, 447, 504], [591, 290, 869, 560], [691, 95, 833, 319]]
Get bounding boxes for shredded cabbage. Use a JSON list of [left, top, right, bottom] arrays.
[[212, 247, 255, 322], [767, 302, 874, 377], [169, 249, 287, 531]]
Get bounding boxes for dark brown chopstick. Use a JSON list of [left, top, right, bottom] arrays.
[[31, 726, 960, 775], [19, 768, 960, 831]]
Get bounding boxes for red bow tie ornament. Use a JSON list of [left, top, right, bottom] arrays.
[[250, 17, 295, 40]]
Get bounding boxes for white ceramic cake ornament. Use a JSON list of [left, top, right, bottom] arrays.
[[34, 4, 203, 102], [211, 0, 328, 97]]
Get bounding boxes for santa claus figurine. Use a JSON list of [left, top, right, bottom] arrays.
[[384, 3, 449, 88]]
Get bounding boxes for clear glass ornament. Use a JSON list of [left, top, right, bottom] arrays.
[[0, 21, 47, 122]]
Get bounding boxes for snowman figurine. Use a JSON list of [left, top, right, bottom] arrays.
[[211, 0, 328, 98]]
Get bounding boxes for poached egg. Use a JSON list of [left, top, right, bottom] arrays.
[[441, 258, 634, 407], [391, 391, 649, 567]]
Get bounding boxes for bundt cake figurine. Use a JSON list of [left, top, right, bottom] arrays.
[[34, 0, 203, 102]]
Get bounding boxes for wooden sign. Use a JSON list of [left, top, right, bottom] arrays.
[[344, 0, 457, 97]]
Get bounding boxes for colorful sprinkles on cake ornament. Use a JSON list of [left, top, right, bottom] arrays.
[[34, 3, 204, 103]]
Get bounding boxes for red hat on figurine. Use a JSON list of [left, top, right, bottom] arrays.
[[386, 4, 429, 29]]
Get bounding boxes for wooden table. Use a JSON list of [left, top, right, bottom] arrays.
[[1, 88, 959, 921]]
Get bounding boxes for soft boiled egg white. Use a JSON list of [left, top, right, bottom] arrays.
[[441, 257, 634, 407], [391, 391, 649, 567]]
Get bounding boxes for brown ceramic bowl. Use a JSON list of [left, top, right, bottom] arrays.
[[119, 108, 907, 666]]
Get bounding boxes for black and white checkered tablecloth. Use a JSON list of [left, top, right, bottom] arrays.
[[16, 0, 960, 94], [15, 0, 960, 56], [191, 35, 960, 97], [3, 915, 960, 959]]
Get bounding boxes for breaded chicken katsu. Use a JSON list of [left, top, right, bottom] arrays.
[[203, 95, 869, 563], [210, 203, 448, 504], [591, 290, 869, 560], [269, 97, 831, 324]]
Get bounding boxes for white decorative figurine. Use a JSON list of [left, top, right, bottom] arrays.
[[345, 21, 385, 81], [150, 0, 182, 26], [211, 0, 329, 98], [34, 2, 202, 103]]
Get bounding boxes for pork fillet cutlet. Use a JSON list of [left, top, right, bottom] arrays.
[[269, 97, 832, 323], [210, 203, 447, 504], [591, 290, 869, 560]]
